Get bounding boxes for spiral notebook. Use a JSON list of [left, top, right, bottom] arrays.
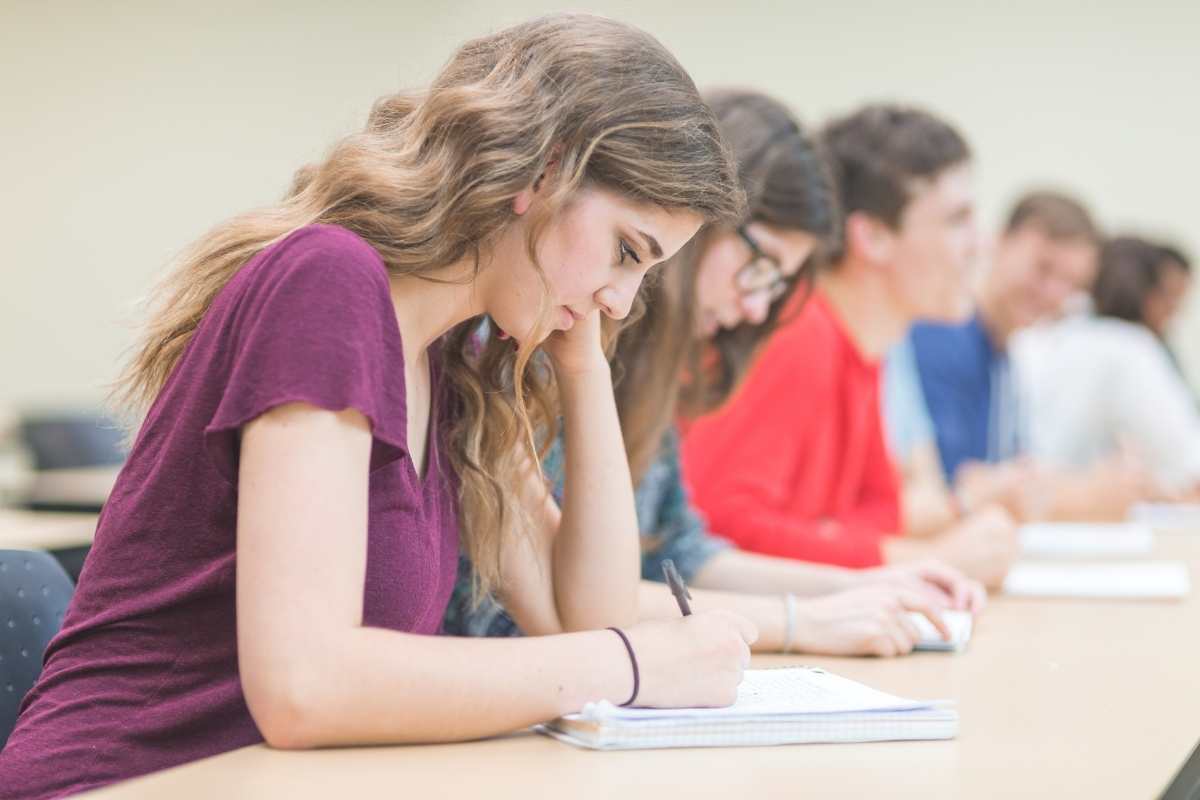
[[539, 667, 957, 750]]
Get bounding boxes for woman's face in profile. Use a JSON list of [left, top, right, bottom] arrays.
[[486, 184, 702, 346]]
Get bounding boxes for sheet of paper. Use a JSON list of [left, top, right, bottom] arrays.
[[1003, 561, 1191, 598], [1019, 522, 1153, 557], [1129, 503, 1200, 530], [910, 609, 973, 651], [573, 668, 934, 722]]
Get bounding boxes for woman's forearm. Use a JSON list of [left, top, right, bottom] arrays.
[[690, 549, 856, 597], [637, 580, 787, 653], [248, 627, 633, 749], [551, 359, 641, 629]]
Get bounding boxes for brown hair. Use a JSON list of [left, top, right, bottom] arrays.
[[114, 13, 744, 595], [820, 104, 970, 262], [1092, 235, 1192, 327], [611, 88, 839, 482], [1005, 190, 1100, 242]]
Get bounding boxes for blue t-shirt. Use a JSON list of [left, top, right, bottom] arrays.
[[907, 314, 1026, 483]]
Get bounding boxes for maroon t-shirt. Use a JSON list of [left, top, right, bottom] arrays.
[[0, 224, 460, 799]]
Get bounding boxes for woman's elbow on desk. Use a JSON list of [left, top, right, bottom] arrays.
[[241, 655, 336, 750]]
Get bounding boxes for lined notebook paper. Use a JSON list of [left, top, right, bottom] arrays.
[[1003, 561, 1191, 598], [911, 610, 973, 652], [1019, 522, 1154, 557], [540, 668, 957, 750]]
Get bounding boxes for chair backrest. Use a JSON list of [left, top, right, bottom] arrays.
[[19, 412, 126, 471], [0, 549, 74, 748]]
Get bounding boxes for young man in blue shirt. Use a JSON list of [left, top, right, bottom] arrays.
[[886, 191, 1152, 528]]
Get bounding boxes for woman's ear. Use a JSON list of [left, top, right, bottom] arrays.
[[512, 158, 561, 216], [512, 187, 535, 216]]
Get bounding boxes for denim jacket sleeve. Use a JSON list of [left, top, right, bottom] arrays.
[[441, 427, 729, 637]]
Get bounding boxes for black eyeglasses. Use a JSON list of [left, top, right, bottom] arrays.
[[735, 226, 789, 302]]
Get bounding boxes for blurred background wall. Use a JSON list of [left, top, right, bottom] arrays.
[[3, 0, 1197, 409]]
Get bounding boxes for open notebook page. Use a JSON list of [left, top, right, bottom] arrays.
[[573, 668, 936, 722]]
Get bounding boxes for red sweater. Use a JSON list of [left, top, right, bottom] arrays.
[[680, 291, 900, 567]]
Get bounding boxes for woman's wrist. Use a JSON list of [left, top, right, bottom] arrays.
[[949, 485, 971, 519], [552, 352, 616, 415], [554, 629, 639, 716], [786, 597, 814, 654], [607, 627, 640, 706], [829, 564, 864, 590], [549, 349, 611, 381], [780, 593, 798, 654]]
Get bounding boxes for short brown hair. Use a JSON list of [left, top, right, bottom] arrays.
[[1005, 190, 1100, 242], [820, 103, 970, 247]]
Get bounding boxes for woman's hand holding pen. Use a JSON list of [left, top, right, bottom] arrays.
[[623, 612, 757, 708]]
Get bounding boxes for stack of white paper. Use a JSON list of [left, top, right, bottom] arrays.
[[1003, 561, 1191, 599], [541, 668, 957, 750], [1019, 522, 1153, 558], [1129, 503, 1200, 530]]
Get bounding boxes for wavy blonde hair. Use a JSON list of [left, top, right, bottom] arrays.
[[114, 13, 744, 595]]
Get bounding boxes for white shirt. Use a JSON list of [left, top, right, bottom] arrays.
[[1014, 316, 1200, 492]]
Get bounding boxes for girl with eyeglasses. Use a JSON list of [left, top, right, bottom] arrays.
[[447, 89, 984, 657]]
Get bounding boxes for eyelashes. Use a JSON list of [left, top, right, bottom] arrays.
[[618, 238, 642, 266]]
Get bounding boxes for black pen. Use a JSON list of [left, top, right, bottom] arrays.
[[661, 559, 692, 616]]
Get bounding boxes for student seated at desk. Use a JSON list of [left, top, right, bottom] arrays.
[[0, 16, 757, 799], [680, 104, 1019, 588], [884, 192, 1156, 533], [1017, 236, 1200, 498], [447, 90, 983, 660]]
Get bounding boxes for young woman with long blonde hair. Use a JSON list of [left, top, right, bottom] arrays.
[[0, 15, 756, 798]]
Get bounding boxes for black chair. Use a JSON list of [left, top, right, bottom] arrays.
[[1162, 739, 1200, 800], [0, 549, 74, 748], [18, 412, 126, 472], [17, 411, 125, 579]]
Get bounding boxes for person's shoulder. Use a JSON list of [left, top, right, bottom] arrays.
[[757, 294, 846, 389], [219, 223, 397, 342], [1040, 316, 1158, 361], [769, 293, 842, 357], [1087, 317, 1159, 347], [262, 223, 389, 289]]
